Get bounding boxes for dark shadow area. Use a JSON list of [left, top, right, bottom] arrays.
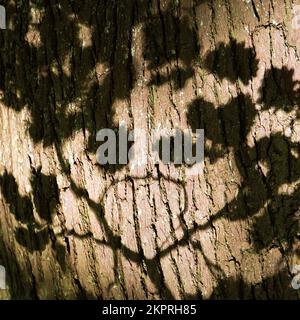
[[204, 39, 259, 85], [0, 169, 67, 268], [208, 268, 298, 299], [0, 233, 39, 299], [258, 66, 300, 108], [143, 1, 200, 90]]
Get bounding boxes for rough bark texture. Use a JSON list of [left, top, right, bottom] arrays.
[[0, 0, 300, 299]]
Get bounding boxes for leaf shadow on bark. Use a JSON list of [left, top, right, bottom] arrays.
[[0, 0, 300, 299]]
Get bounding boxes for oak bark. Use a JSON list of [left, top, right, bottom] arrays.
[[0, 0, 300, 299]]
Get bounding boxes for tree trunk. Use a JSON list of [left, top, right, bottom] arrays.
[[0, 0, 300, 299]]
